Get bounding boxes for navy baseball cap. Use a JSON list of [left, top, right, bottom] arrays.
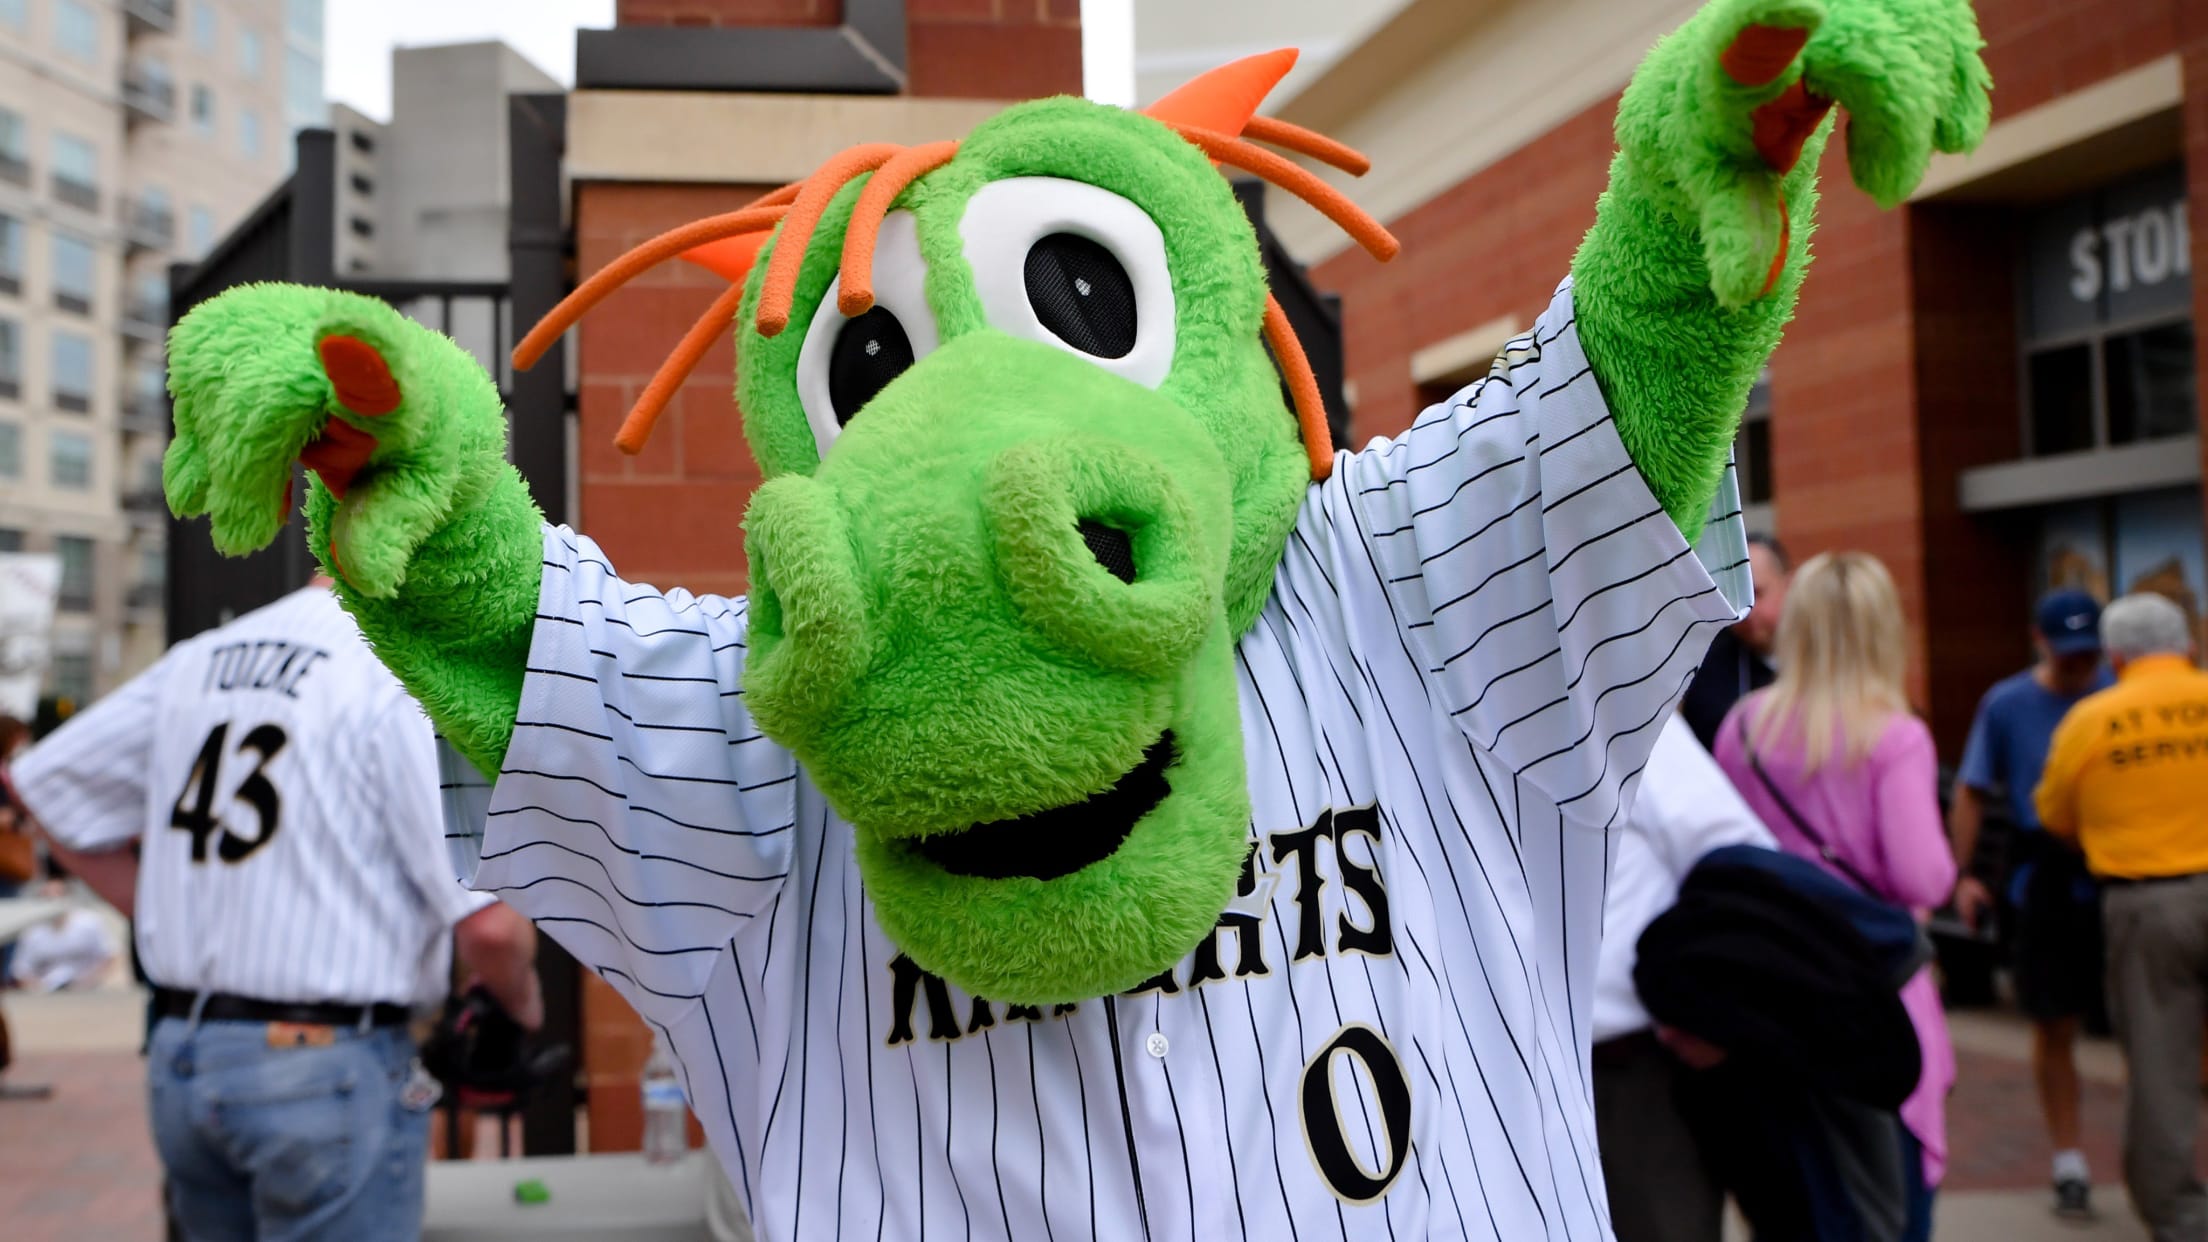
[[2035, 590, 2103, 655]]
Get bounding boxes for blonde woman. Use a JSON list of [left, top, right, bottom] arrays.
[[1712, 551, 1955, 1242]]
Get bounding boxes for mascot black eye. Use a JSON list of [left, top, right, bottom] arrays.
[[795, 209, 939, 458], [959, 177, 1175, 390], [827, 307, 917, 425], [1024, 234, 1136, 359]]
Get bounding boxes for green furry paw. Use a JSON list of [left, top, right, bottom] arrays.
[[165, 283, 507, 597], [1618, 0, 1990, 309]]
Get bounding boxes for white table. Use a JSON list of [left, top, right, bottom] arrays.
[[0, 897, 70, 946], [424, 1152, 714, 1241]]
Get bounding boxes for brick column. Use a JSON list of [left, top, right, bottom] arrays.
[[1762, 149, 1934, 706], [2182, 12, 2208, 561], [569, 1, 1083, 1153]]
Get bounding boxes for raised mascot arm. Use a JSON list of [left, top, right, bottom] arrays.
[[164, 285, 543, 776], [1574, 0, 1990, 530]]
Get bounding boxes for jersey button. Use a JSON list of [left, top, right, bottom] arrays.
[[1145, 1032, 1169, 1059]]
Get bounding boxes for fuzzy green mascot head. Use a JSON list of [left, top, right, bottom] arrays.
[[516, 51, 1394, 1006]]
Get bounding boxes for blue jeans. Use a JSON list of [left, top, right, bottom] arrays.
[[1898, 1125, 1936, 1242], [147, 1017, 430, 1242]]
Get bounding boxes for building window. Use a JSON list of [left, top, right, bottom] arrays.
[[350, 129, 375, 155], [0, 214, 20, 294], [239, 109, 262, 160], [51, 132, 99, 211], [286, 0, 322, 46], [2020, 163, 2196, 458], [1735, 372, 1775, 508], [50, 429, 92, 489], [187, 206, 215, 257], [54, 0, 97, 64], [0, 106, 26, 187], [349, 215, 373, 239], [191, 84, 216, 138], [51, 649, 92, 700], [55, 536, 94, 614], [139, 540, 166, 591], [50, 232, 95, 315], [192, 2, 217, 53], [0, 421, 17, 478], [286, 47, 325, 133], [350, 172, 373, 195], [0, 317, 17, 400], [0, 528, 21, 553], [133, 270, 167, 326], [52, 330, 93, 413], [133, 359, 166, 414], [240, 28, 264, 78]]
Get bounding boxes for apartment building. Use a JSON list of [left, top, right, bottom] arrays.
[[0, 0, 318, 703]]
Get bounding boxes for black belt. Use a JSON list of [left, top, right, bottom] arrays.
[[152, 987, 411, 1029], [2100, 871, 2208, 889]]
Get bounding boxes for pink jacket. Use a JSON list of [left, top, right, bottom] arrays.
[[1714, 693, 1958, 1187]]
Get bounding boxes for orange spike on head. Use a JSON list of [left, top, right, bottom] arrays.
[[839, 140, 960, 316], [1143, 48, 1298, 137], [757, 143, 907, 338], [1264, 293, 1335, 482], [615, 280, 749, 456], [680, 230, 774, 285]]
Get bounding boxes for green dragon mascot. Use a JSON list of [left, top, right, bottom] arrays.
[[164, 0, 1988, 1235]]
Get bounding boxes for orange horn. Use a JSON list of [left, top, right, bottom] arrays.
[[680, 230, 774, 285], [1143, 48, 1298, 138]]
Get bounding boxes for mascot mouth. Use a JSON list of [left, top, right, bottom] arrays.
[[907, 732, 1176, 881]]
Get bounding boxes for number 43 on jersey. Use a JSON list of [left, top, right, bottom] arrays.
[[168, 722, 288, 864]]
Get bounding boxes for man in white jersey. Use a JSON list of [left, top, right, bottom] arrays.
[[1591, 714, 1775, 1242], [151, 5, 1990, 1237], [10, 582, 544, 1241]]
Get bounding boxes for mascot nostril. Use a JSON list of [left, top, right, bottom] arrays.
[[1076, 519, 1137, 584]]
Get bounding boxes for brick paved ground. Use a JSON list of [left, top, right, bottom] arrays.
[[0, 1048, 166, 1242], [1945, 1043, 2138, 1194], [0, 991, 2201, 1239]]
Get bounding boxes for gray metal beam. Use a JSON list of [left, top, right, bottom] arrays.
[[1957, 437, 2203, 512]]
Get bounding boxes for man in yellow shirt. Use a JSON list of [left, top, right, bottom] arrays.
[[2037, 592, 2208, 1242]]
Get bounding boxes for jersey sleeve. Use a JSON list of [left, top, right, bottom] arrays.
[[441, 526, 798, 1025], [366, 695, 495, 928], [8, 651, 172, 851], [1638, 716, 1775, 877], [1307, 277, 1750, 825]]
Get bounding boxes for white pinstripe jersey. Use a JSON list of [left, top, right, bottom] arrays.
[[13, 587, 493, 1006], [444, 280, 1750, 1241]]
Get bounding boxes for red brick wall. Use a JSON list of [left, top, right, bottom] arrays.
[[575, 183, 774, 602], [571, 2, 1083, 1151], [908, 0, 1084, 100], [1313, 0, 2205, 753]]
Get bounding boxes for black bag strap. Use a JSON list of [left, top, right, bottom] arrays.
[[1737, 713, 1887, 899]]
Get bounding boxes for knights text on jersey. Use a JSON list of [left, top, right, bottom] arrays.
[[13, 587, 492, 1006], [443, 279, 1749, 1241]]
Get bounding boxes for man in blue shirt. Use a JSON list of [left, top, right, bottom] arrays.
[[1950, 589, 2114, 1221]]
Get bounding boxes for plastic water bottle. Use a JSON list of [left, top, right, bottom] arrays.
[[641, 1033, 687, 1163]]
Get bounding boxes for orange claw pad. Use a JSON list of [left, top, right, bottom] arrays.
[[1720, 24, 1810, 88], [299, 418, 379, 501], [317, 335, 402, 416]]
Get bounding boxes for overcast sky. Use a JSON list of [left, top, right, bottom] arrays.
[[325, 0, 614, 123], [323, 0, 1135, 123]]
